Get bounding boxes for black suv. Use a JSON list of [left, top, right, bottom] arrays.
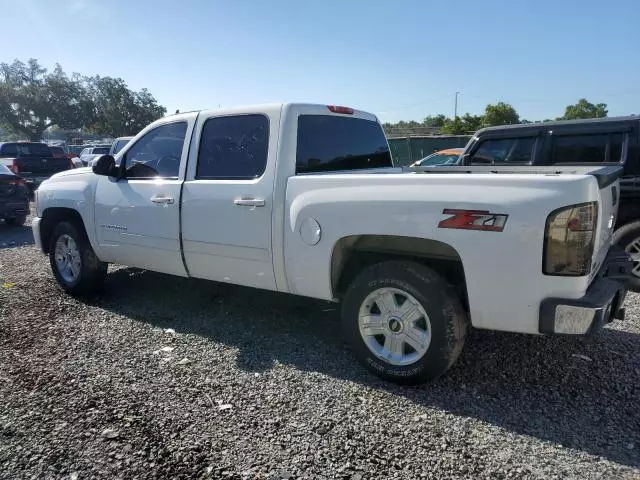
[[458, 116, 640, 290]]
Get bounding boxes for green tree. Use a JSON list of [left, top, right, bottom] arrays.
[[484, 102, 520, 126], [460, 113, 484, 132], [0, 58, 166, 140], [441, 117, 465, 135], [85, 76, 166, 137], [0, 59, 89, 141], [559, 98, 607, 120], [423, 114, 447, 128]]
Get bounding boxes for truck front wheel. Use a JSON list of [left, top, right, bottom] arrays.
[[613, 220, 640, 292], [49, 221, 108, 295], [341, 261, 468, 384]]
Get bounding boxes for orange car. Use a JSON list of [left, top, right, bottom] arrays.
[[409, 147, 463, 167]]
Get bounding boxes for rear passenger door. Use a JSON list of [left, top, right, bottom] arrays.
[[181, 107, 281, 291]]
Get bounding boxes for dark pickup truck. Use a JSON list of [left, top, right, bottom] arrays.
[[0, 142, 73, 197]]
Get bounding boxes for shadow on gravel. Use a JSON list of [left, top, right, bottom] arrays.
[[0, 222, 34, 249], [91, 267, 640, 468]]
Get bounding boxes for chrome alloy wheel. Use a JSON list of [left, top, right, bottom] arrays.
[[54, 234, 81, 283], [357, 287, 431, 366], [624, 236, 640, 279]]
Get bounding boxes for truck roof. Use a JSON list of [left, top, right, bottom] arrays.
[[475, 115, 640, 135], [165, 103, 378, 121]]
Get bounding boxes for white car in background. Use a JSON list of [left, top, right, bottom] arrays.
[[109, 136, 134, 156], [78, 146, 111, 166]]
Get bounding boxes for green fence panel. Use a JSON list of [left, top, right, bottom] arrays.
[[387, 135, 472, 166]]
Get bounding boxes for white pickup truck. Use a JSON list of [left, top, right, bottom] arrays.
[[32, 103, 631, 384]]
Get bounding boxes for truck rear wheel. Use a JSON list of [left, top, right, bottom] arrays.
[[341, 261, 468, 384], [613, 220, 640, 292], [49, 221, 108, 295]]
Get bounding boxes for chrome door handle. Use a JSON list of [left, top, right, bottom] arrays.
[[234, 197, 265, 207], [150, 195, 175, 205]]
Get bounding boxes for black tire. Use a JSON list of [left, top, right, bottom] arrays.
[[342, 261, 468, 385], [613, 220, 640, 292], [48, 220, 108, 295], [5, 215, 26, 227]]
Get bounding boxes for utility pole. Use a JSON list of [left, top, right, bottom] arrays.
[[454, 91, 460, 119]]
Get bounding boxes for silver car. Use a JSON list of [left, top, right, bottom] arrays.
[[78, 146, 111, 166]]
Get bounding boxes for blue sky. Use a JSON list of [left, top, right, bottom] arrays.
[[2, 0, 639, 123]]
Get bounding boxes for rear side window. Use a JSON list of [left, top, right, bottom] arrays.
[[0, 144, 18, 156], [469, 137, 535, 164], [197, 114, 269, 179], [551, 133, 624, 163], [296, 115, 392, 174]]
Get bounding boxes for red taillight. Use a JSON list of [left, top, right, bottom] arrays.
[[8, 159, 19, 174], [327, 105, 354, 115]]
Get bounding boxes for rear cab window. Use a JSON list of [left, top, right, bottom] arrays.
[[0, 143, 52, 157], [295, 115, 392, 174]]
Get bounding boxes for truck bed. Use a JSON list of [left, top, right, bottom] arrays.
[[404, 164, 623, 188]]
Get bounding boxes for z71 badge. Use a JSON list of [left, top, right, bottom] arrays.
[[438, 209, 508, 232]]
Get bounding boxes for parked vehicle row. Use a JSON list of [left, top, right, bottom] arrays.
[[0, 142, 74, 199], [0, 163, 29, 226], [31, 103, 631, 384]]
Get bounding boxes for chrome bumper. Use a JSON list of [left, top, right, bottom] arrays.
[[539, 246, 631, 335]]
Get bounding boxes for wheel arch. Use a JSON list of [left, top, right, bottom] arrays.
[[40, 207, 89, 254], [330, 234, 469, 310]]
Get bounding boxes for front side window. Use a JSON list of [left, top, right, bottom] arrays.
[[196, 114, 269, 179], [113, 139, 130, 155], [470, 137, 535, 164], [296, 115, 392, 174], [551, 133, 624, 163], [123, 121, 187, 179]]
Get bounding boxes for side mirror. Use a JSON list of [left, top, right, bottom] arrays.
[[92, 155, 117, 177]]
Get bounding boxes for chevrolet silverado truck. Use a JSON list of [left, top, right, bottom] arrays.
[[31, 103, 631, 384]]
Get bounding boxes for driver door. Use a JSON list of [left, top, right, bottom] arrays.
[[94, 116, 197, 276]]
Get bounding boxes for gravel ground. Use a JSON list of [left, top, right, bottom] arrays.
[[1, 214, 639, 479]]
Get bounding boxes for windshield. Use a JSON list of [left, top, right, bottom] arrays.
[[92, 147, 110, 154], [416, 153, 461, 166]]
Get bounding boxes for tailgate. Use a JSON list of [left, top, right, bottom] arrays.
[[17, 156, 70, 175], [591, 166, 623, 279]]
